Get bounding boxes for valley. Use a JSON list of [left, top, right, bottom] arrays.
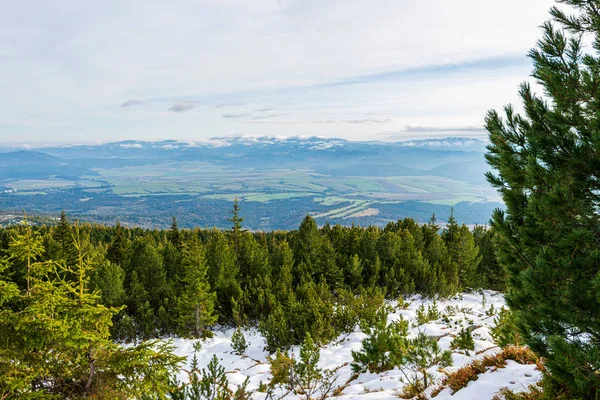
[[0, 136, 500, 229]]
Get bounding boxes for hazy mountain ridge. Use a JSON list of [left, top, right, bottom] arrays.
[[6, 136, 487, 170]]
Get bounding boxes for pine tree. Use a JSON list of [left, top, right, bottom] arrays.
[[485, 1, 600, 396], [422, 213, 440, 248], [402, 333, 452, 390], [491, 307, 522, 348], [167, 216, 183, 249], [130, 237, 168, 311], [176, 238, 217, 337], [451, 328, 475, 355], [231, 327, 248, 355], [294, 333, 323, 398], [259, 302, 292, 352], [200, 355, 231, 399], [237, 231, 269, 281], [423, 234, 458, 296], [227, 198, 245, 254], [351, 308, 409, 373], [0, 237, 27, 395], [206, 228, 242, 320], [272, 240, 295, 306], [49, 210, 78, 266], [294, 215, 321, 279], [89, 258, 126, 307], [319, 239, 343, 288], [454, 225, 482, 289], [7, 214, 44, 296], [107, 220, 130, 267], [0, 220, 183, 397], [345, 254, 363, 288], [441, 208, 458, 245], [442, 211, 481, 290], [473, 225, 506, 291]]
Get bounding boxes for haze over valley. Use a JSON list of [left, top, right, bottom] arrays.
[[0, 135, 499, 229]]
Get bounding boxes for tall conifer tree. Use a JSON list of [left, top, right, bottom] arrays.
[[486, 1, 600, 396], [107, 220, 130, 268], [176, 238, 217, 337], [227, 198, 245, 254]]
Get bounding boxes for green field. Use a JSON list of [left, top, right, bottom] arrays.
[[2, 162, 501, 216], [6, 179, 74, 190]]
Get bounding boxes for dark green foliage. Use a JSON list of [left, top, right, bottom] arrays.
[[168, 216, 183, 249], [0, 210, 501, 351], [228, 198, 245, 254], [295, 334, 322, 393], [130, 237, 168, 311], [351, 307, 409, 373], [403, 333, 453, 389], [485, 1, 600, 397], [415, 301, 441, 325], [107, 221, 130, 267], [259, 303, 292, 353], [206, 229, 241, 321], [170, 354, 232, 400], [231, 328, 248, 355], [473, 225, 506, 291], [90, 258, 126, 307], [491, 307, 522, 348], [46, 209, 78, 266], [175, 239, 217, 338], [451, 328, 475, 355], [443, 211, 482, 290]]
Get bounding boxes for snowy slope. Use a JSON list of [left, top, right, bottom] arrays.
[[168, 291, 541, 399]]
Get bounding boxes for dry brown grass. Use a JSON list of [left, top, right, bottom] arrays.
[[432, 346, 543, 397]]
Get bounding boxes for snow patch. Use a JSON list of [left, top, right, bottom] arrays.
[[160, 291, 541, 399]]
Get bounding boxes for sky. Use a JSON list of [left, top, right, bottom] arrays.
[[0, 0, 556, 144]]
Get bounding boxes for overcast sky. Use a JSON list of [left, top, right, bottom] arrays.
[[0, 0, 555, 143]]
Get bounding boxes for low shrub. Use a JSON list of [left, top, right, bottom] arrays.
[[436, 346, 541, 396], [231, 327, 248, 355], [441, 360, 487, 394], [451, 328, 475, 354]]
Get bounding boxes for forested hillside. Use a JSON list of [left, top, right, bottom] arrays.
[[0, 209, 503, 348], [0, 208, 507, 397]]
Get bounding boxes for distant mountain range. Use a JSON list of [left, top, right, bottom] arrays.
[[0, 136, 500, 229], [0, 136, 491, 182]]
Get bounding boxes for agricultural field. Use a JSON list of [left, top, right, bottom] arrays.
[[88, 163, 499, 206], [0, 137, 502, 229]]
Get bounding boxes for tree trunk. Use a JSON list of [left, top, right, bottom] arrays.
[[84, 347, 95, 395]]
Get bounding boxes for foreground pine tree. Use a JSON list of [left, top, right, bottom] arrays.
[[0, 219, 183, 398], [485, 1, 600, 397]]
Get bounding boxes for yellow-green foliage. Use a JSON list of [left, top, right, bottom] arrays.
[[0, 220, 183, 398]]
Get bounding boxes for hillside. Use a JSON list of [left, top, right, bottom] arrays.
[[170, 291, 542, 399]]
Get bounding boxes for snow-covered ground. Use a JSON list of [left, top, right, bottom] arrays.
[[169, 291, 542, 399]]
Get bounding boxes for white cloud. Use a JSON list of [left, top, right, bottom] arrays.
[[0, 0, 556, 142]]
